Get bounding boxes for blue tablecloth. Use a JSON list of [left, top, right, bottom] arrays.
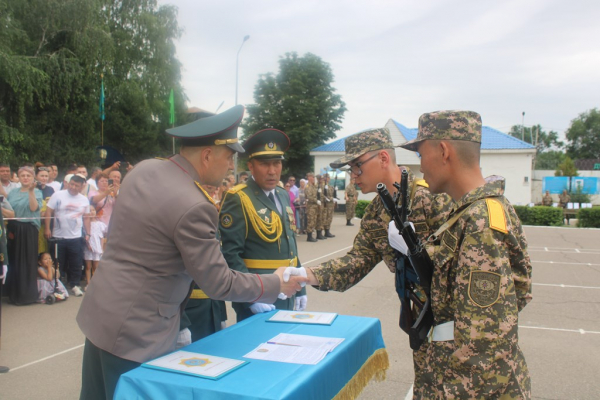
[[115, 312, 387, 400]]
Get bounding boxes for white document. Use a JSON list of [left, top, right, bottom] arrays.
[[244, 343, 329, 365], [268, 333, 344, 353], [143, 350, 247, 379], [267, 310, 338, 325]]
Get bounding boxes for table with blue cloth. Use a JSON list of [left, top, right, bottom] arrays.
[[115, 312, 389, 400]]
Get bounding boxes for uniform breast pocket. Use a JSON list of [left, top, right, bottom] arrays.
[[158, 302, 180, 319]]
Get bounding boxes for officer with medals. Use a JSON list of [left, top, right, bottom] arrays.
[[219, 129, 307, 321], [77, 107, 306, 400]]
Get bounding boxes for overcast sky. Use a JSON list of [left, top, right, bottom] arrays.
[[159, 0, 600, 140]]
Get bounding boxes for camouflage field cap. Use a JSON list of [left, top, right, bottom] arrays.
[[399, 110, 482, 152], [330, 127, 394, 169]]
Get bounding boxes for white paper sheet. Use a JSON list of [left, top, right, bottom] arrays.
[[267, 333, 344, 353], [243, 343, 329, 365]]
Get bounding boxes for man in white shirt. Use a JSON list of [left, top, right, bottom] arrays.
[[47, 164, 62, 193], [44, 174, 91, 297], [0, 164, 20, 197]]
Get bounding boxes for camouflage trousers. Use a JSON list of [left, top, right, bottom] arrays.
[[322, 202, 334, 230], [306, 204, 320, 233], [414, 340, 531, 399], [346, 199, 356, 220]]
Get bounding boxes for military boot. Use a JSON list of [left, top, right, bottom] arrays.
[[316, 230, 325, 240], [325, 229, 335, 238], [307, 232, 317, 242], [346, 219, 354, 226]]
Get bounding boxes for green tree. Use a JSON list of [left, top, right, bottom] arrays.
[[241, 52, 347, 176], [555, 156, 578, 177], [565, 108, 600, 160], [508, 124, 563, 153], [0, 0, 185, 169], [535, 150, 566, 170]]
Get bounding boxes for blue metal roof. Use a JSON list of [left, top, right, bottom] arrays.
[[311, 120, 535, 152]]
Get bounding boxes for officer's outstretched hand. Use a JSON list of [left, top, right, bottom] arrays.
[[250, 303, 276, 314], [295, 295, 308, 311], [275, 267, 308, 298]]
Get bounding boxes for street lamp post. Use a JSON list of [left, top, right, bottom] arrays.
[[521, 111, 525, 141], [234, 35, 250, 178], [235, 35, 250, 106]]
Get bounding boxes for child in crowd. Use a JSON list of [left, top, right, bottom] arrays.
[[37, 252, 69, 303], [84, 205, 108, 290]]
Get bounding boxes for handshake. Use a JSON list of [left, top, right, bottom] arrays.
[[250, 267, 309, 314]]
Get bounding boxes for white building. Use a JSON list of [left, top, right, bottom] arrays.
[[310, 119, 536, 205]]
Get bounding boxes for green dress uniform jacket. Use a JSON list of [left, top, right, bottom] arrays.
[[219, 177, 306, 322], [416, 176, 532, 399]]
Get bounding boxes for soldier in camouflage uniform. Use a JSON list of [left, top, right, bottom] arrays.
[[315, 175, 326, 240], [304, 172, 320, 242], [321, 174, 336, 238], [345, 176, 358, 226], [542, 191, 553, 206], [399, 110, 532, 399], [301, 127, 452, 394]]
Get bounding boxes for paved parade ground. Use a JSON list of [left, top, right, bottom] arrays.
[[1, 214, 599, 399]]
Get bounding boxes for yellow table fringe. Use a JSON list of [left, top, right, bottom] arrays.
[[332, 348, 390, 400]]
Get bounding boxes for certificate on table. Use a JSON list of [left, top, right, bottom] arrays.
[[142, 350, 247, 380], [268, 333, 344, 353], [267, 310, 338, 325]]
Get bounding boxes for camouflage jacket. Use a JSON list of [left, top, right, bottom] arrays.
[[305, 183, 318, 205], [345, 182, 357, 202], [419, 176, 532, 399], [310, 167, 452, 292]]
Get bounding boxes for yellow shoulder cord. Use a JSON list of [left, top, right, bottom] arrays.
[[194, 182, 218, 210], [220, 191, 250, 238], [237, 191, 283, 248]]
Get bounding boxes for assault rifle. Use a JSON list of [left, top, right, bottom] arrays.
[[377, 170, 434, 350]]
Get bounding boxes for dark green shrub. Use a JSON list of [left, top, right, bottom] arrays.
[[355, 200, 371, 218], [577, 208, 600, 228], [513, 206, 562, 226]]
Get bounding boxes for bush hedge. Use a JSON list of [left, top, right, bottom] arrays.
[[355, 200, 371, 218], [513, 206, 563, 226], [577, 208, 600, 228]]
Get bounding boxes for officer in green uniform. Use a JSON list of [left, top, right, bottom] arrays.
[[182, 284, 226, 342], [219, 129, 307, 321]]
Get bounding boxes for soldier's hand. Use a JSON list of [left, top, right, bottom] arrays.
[[317, 200, 321, 206]]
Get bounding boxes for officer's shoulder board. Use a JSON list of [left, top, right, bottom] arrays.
[[227, 183, 247, 194], [485, 198, 508, 234]]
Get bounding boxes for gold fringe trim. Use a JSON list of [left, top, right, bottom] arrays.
[[332, 348, 390, 400]]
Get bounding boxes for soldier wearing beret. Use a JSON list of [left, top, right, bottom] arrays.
[[398, 110, 532, 399], [77, 107, 306, 400], [219, 129, 308, 321]]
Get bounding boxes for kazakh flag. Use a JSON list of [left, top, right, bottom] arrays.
[[99, 77, 105, 121], [169, 89, 175, 125]]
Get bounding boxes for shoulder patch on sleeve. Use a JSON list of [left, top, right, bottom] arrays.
[[468, 271, 501, 307], [227, 183, 247, 194], [485, 198, 508, 234], [415, 179, 429, 188], [220, 213, 233, 228]]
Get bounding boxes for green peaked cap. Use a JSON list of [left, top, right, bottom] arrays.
[[243, 129, 290, 160], [166, 105, 245, 153]]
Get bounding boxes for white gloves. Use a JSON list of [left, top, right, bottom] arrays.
[[316, 200, 321, 206], [282, 266, 307, 287], [388, 221, 414, 256], [176, 328, 192, 349], [318, 189, 322, 193], [324, 185, 328, 190], [250, 303, 276, 314], [325, 198, 330, 202], [295, 295, 308, 311], [1, 265, 7, 285]]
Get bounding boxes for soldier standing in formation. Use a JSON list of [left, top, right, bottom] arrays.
[[398, 110, 533, 399], [345, 176, 358, 226], [542, 190, 553, 206], [320, 174, 335, 238], [219, 129, 308, 321], [304, 173, 320, 242]]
